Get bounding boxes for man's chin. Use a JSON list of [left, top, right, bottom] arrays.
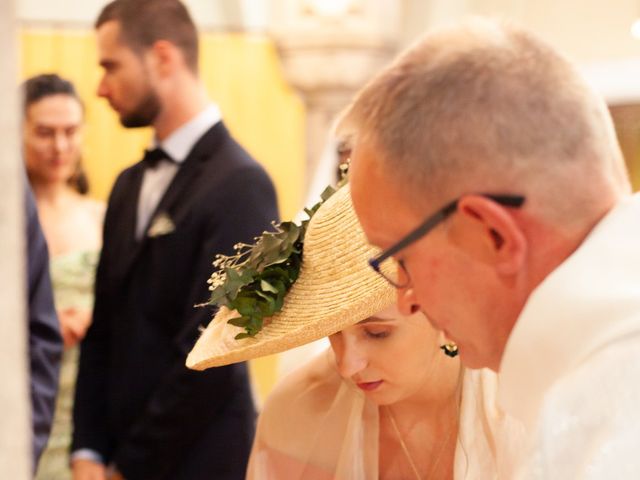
[[120, 114, 153, 129]]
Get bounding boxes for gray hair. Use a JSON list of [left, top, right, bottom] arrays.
[[339, 19, 629, 223]]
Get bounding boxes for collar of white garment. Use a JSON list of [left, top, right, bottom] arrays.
[[498, 192, 640, 428], [152, 103, 222, 164]]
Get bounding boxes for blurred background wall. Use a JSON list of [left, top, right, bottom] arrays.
[[15, 0, 640, 400]]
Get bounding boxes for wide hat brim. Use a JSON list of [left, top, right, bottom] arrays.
[[187, 184, 396, 370]]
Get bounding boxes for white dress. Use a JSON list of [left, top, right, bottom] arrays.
[[35, 250, 99, 480], [248, 349, 525, 479]]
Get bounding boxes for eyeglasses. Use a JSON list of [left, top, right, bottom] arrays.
[[368, 194, 526, 288]]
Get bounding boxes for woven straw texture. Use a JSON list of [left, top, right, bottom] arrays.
[[187, 184, 395, 370]]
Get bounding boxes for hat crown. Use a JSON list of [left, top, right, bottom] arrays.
[[304, 184, 372, 271]]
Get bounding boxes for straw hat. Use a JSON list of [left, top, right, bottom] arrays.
[[187, 184, 396, 370]]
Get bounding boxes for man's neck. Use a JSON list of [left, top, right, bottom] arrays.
[[153, 77, 210, 141]]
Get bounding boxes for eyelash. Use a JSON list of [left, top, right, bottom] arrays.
[[365, 329, 390, 339]]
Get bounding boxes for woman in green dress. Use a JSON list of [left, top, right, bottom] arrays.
[[23, 74, 104, 480]]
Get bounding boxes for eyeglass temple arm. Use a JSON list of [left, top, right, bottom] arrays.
[[369, 194, 524, 269], [485, 194, 526, 208]]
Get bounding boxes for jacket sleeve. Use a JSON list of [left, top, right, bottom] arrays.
[[113, 165, 279, 479], [71, 175, 123, 460], [25, 186, 63, 468]]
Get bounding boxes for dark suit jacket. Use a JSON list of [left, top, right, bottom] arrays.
[[73, 122, 279, 479], [25, 185, 63, 469]]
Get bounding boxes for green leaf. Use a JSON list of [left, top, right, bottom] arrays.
[[227, 315, 249, 328], [209, 285, 228, 304], [260, 279, 278, 294], [211, 183, 345, 337], [320, 185, 336, 202]]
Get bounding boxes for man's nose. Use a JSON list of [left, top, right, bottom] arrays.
[[397, 287, 420, 316], [97, 76, 108, 98]]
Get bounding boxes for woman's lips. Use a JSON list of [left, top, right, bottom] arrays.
[[356, 380, 383, 392]]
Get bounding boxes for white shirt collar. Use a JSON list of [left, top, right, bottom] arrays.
[[156, 103, 222, 164], [498, 193, 640, 428]]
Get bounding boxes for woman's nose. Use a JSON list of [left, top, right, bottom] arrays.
[[335, 341, 368, 379], [53, 132, 69, 153]]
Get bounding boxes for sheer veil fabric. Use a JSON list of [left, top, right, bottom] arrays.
[[247, 349, 525, 479]]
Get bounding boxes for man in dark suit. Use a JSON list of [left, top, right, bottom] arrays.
[[71, 1, 278, 479], [25, 185, 63, 469]]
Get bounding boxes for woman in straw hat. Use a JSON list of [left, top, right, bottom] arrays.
[[188, 184, 524, 479]]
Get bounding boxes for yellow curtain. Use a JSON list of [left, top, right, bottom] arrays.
[[20, 27, 306, 400]]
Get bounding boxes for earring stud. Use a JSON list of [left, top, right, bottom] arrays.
[[440, 342, 458, 358]]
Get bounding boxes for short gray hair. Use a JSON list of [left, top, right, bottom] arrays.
[[339, 19, 628, 221]]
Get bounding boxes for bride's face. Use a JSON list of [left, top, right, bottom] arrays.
[[329, 305, 448, 405]]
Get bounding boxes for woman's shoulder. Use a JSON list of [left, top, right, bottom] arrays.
[[260, 349, 344, 427], [267, 349, 341, 402]]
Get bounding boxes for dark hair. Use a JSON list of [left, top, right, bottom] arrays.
[[21, 73, 89, 195], [96, 0, 199, 72], [23, 73, 81, 113]]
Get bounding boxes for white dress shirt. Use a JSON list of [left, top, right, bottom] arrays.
[[135, 104, 222, 240], [499, 193, 640, 478]]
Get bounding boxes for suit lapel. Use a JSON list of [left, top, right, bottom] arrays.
[[120, 122, 228, 277], [147, 122, 227, 233], [113, 162, 146, 281]]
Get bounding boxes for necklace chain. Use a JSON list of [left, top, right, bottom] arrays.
[[383, 366, 462, 480], [385, 405, 456, 480]]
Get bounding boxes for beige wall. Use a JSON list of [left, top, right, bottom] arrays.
[[402, 0, 640, 64], [18, 0, 269, 30]]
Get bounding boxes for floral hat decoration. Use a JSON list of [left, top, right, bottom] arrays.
[[186, 180, 397, 370]]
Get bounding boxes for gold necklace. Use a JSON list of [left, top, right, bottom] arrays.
[[384, 403, 457, 480]]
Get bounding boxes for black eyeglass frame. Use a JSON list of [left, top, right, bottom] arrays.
[[368, 194, 526, 288]]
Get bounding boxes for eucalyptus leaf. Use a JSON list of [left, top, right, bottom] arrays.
[[227, 315, 249, 328], [260, 280, 278, 294], [207, 183, 343, 338]]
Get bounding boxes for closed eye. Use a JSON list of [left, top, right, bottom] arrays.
[[364, 328, 390, 339]]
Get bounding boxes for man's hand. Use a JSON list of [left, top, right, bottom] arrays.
[[72, 458, 107, 480], [108, 470, 125, 480]]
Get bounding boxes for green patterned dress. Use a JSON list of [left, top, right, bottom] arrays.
[[35, 250, 99, 480]]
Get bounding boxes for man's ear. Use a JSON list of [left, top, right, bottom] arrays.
[[446, 195, 527, 276], [147, 40, 180, 77]]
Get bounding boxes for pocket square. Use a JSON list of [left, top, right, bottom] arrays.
[[148, 212, 175, 238]]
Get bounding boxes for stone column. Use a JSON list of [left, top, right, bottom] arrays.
[[271, 0, 400, 193], [269, 0, 400, 377], [0, 0, 31, 477]]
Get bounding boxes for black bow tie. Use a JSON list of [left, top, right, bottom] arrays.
[[142, 147, 173, 169]]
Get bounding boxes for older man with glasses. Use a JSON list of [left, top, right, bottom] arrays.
[[343, 18, 640, 479]]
